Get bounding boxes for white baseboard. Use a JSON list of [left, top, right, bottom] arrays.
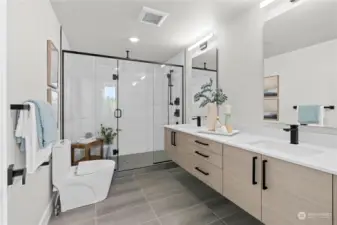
[[38, 193, 56, 225]]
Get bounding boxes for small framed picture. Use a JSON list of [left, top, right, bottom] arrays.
[[47, 40, 59, 88], [47, 88, 59, 128]]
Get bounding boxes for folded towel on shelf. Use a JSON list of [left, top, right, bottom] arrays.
[[297, 105, 324, 125]]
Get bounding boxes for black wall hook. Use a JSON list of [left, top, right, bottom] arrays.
[[10, 104, 30, 110]]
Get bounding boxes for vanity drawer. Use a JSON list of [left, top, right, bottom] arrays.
[[186, 135, 223, 156], [190, 155, 223, 193], [185, 144, 222, 168]]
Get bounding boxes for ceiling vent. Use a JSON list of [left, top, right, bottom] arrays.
[[139, 7, 169, 27]]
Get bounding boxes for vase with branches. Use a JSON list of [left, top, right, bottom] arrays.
[[194, 78, 228, 108]]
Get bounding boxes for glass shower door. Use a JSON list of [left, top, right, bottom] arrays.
[[63, 53, 118, 166], [117, 60, 155, 170], [153, 65, 183, 163]]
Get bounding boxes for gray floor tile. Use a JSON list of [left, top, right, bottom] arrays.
[[187, 183, 221, 202], [135, 170, 172, 187], [149, 190, 200, 217], [140, 173, 186, 201], [50, 205, 96, 225], [118, 152, 154, 171], [205, 197, 240, 219], [159, 204, 219, 225], [97, 203, 156, 225], [141, 219, 161, 225], [49, 217, 96, 225], [97, 177, 146, 216], [208, 220, 226, 225], [222, 210, 263, 225]]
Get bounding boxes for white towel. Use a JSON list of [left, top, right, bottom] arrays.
[[15, 103, 52, 173]]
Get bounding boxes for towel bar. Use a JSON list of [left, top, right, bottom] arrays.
[[7, 164, 26, 186], [10, 104, 30, 110], [293, 105, 335, 110]]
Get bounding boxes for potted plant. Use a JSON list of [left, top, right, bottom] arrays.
[[194, 78, 228, 130], [99, 124, 117, 159]]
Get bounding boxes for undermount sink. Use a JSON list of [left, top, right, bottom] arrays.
[[248, 140, 324, 157]]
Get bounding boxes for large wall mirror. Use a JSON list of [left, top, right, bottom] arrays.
[[190, 45, 218, 125], [263, 0, 337, 128]]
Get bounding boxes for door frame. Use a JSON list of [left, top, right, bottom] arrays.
[[0, 0, 8, 224]]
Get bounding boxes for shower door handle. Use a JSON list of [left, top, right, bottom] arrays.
[[114, 109, 122, 118]]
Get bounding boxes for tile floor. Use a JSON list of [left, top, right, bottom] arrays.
[[49, 166, 263, 225]]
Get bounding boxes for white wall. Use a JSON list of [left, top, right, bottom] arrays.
[[7, 0, 70, 224], [265, 39, 337, 126], [218, 5, 264, 127], [0, 1, 8, 224]]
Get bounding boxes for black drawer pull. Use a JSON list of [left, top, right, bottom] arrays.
[[195, 151, 209, 158], [195, 140, 209, 146], [173, 132, 177, 146], [195, 167, 209, 176], [252, 156, 258, 185], [262, 160, 268, 190]]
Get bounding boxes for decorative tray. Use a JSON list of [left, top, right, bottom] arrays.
[[197, 128, 240, 136]]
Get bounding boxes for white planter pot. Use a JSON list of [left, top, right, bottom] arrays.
[[103, 144, 113, 159]]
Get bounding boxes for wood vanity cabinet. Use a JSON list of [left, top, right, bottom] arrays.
[[261, 156, 332, 225], [164, 128, 179, 162], [223, 145, 333, 225], [222, 145, 262, 220]]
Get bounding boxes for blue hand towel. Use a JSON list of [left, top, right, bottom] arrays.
[[298, 105, 321, 124], [16, 100, 57, 151]]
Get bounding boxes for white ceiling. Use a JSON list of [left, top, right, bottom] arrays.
[[51, 0, 259, 62], [264, 0, 337, 58]]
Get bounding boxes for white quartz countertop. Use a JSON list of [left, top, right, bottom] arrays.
[[165, 124, 337, 176]]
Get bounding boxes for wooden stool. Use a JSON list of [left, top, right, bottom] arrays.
[[71, 139, 104, 166]]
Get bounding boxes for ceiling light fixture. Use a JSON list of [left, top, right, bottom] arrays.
[[129, 37, 140, 43], [188, 33, 214, 51], [260, 0, 277, 8], [140, 76, 146, 80], [132, 81, 138, 86], [161, 64, 166, 68]]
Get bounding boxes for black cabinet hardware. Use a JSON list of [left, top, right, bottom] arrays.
[[171, 132, 176, 146], [252, 156, 258, 185], [195, 140, 209, 146], [195, 151, 209, 158], [195, 167, 209, 176], [262, 160, 268, 190]]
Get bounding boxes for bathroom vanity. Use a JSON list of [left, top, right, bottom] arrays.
[[165, 124, 337, 225]]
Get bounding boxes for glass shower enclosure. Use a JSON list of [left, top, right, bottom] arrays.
[[62, 51, 183, 171]]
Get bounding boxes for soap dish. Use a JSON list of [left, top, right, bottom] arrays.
[[197, 128, 240, 136]]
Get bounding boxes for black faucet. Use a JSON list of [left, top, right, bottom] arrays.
[[283, 124, 299, 145], [192, 116, 202, 127]]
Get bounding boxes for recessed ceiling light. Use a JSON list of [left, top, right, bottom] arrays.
[[140, 76, 146, 80], [132, 81, 138, 86], [161, 64, 166, 68], [129, 37, 140, 43]]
